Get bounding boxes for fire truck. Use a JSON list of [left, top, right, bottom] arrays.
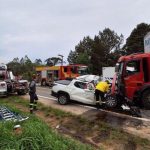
[[111, 32, 150, 109], [35, 64, 88, 86]]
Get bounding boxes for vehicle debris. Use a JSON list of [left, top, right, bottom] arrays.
[[0, 106, 29, 122]]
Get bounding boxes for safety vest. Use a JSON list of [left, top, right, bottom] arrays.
[[96, 81, 109, 93]]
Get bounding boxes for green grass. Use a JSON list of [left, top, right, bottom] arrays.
[[1, 96, 150, 150], [0, 107, 95, 150]]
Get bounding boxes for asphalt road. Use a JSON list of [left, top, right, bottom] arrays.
[[36, 86, 150, 120], [36, 86, 54, 99]]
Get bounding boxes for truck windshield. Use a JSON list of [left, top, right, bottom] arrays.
[[78, 66, 88, 75]]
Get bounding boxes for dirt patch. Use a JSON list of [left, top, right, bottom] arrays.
[[92, 130, 110, 143]]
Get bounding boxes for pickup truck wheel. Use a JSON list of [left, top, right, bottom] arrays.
[[105, 95, 117, 108], [142, 90, 150, 110], [58, 94, 69, 105]]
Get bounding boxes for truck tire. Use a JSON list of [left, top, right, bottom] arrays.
[[142, 90, 150, 110], [58, 93, 69, 105]]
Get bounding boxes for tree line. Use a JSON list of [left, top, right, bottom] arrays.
[[67, 23, 150, 74], [7, 22, 150, 79]]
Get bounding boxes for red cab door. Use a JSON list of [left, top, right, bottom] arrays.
[[124, 59, 144, 100]]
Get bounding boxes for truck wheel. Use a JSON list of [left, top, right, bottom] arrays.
[[58, 93, 69, 105], [142, 90, 150, 110]]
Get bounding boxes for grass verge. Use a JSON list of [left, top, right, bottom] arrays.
[[0, 98, 96, 150], [1, 96, 150, 150]]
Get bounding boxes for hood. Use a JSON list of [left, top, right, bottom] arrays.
[[76, 75, 100, 82]]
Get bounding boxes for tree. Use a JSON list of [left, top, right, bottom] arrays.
[[124, 23, 150, 54], [7, 55, 35, 80], [45, 58, 53, 66], [98, 28, 123, 53], [67, 28, 123, 75], [90, 29, 123, 74], [45, 57, 62, 66], [12, 57, 19, 63], [90, 36, 106, 74], [35, 59, 42, 65], [67, 36, 93, 65], [75, 36, 93, 54], [76, 53, 90, 65], [67, 50, 78, 64], [50, 57, 62, 66]]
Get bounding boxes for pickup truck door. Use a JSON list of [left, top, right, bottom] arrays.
[[69, 81, 95, 104]]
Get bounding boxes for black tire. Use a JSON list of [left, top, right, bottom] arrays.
[[58, 93, 69, 105], [105, 95, 117, 108], [142, 90, 150, 110]]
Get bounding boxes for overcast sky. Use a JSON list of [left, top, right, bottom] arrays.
[[0, 0, 150, 63]]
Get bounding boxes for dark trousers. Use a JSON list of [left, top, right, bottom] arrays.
[[29, 93, 38, 113], [95, 89, 104, 107]]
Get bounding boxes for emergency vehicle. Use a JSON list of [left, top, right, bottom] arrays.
[[35, 64, 88, 86], [111, 32, 150, 109]]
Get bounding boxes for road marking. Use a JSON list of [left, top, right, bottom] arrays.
[[37, 95, 57, 101], [38, 95, 150, 122]]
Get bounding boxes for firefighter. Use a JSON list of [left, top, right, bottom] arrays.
[[95, 80, 110, 109], [29, 74, 38, 114]]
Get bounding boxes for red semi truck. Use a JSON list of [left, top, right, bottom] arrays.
[[111, 32, 150, 109]]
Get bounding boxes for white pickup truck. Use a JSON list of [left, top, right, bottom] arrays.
[[52, 79, 95, 105], [51, 75, 116, 107]]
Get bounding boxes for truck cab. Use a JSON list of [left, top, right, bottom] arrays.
[[113, 53, 150, 109]]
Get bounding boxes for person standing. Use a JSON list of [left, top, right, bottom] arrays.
[[95, 80, 110, 109], [29, 74, 38, 114]]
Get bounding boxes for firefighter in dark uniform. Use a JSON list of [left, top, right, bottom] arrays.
[[29, 74, 38, 114], [95, 80, 110, 109]]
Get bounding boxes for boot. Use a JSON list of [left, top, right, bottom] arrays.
[[30, 109, 33, 114]]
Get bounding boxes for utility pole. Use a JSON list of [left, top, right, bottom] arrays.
[[58, 54, 64, 66]]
